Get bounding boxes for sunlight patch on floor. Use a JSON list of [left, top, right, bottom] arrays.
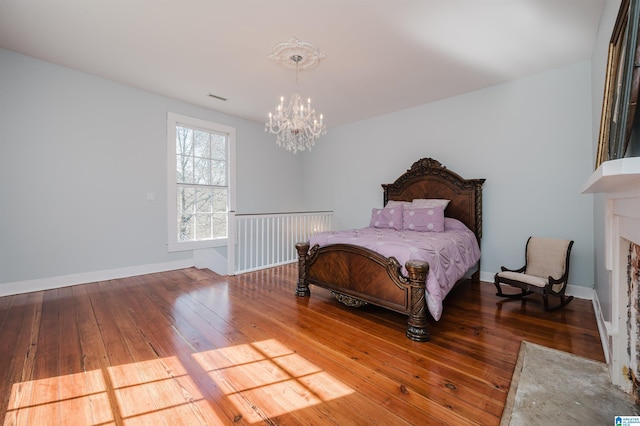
[[5, 339, 352, 424], [5, 369, 114, 425], [192, 338, 354, 422]]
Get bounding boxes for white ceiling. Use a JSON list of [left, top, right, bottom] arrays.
[[0, 0, 605, 128]]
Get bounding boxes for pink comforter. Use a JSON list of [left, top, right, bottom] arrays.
[[308, 218, 480, 321]]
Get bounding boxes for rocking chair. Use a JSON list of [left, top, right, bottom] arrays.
[[494, 236, 574, 312]]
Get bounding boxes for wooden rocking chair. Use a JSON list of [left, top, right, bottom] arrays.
[[494, 236, 574, 312]]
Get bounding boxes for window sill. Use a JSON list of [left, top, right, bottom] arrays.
[[168, 238, 227, 252]]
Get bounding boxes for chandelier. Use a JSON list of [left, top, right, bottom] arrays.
[[265, 38, 327, 154]]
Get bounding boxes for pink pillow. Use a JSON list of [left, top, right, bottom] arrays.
[[403, 206, 445, 232], [369, 205, 403, 230]]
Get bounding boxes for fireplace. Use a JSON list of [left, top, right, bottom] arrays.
[[628, 241, 640, 401], [583, 157, 640, 394]]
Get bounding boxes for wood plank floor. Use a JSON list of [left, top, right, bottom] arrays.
[[0, 265, 604, 425]]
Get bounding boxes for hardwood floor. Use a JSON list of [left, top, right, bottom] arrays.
[[0, 265, 604, 425]]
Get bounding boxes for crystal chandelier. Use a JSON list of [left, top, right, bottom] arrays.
[[265, 38, 327, 154]]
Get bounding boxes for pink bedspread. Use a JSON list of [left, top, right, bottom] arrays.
[[308, 218, 480, 321]]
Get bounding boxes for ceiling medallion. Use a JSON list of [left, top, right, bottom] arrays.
[[267, 37, 326, 71]]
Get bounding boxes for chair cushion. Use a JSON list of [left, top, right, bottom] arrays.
[[525, 237, 571, 279], [497, 271, 548, 288]]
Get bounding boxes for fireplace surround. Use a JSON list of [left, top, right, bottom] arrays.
[[583, 157, 640, 395]]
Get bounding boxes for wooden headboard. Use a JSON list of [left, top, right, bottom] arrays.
[[382, 158, 486, 241]]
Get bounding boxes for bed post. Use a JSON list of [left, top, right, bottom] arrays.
[[405, 260, 430, 342], [295, 242, 311, 297]]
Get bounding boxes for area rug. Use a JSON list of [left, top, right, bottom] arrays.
[[501, 341, 639, 425]]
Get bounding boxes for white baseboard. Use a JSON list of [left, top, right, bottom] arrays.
[[0, 259, 195, 298], [479, 270, 495, 283], [566, 284, 594, 300], [591, 290, 611, 365]]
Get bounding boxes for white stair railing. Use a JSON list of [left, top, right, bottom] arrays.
[[228, 211, 332, 275]]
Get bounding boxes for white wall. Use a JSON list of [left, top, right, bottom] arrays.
[[0, 49, 305, 287], [303, 61, 595, 288]]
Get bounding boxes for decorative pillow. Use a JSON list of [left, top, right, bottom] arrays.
[[411, 198, 450, 209], [369, 205, 403, 230], [386, 200, 412, 209], [403, 205, 445, 232]]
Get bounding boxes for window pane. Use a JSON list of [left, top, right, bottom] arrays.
[[194, 130, 211, 158], [176, 155, 193, 183], [196, 213, 213, 239], [211, 135, 226, 160], [195, 188, 213, 213], [178, 213, 194, 241], [177, 186, 195, 213], [211, 160, 226, 185], [194, 158, 211, 185], [176, 126, 193, 156], [212, 188, 227, 212], [212, 213, 227, 238]]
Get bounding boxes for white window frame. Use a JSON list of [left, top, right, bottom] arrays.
[[167, 112, 236, 252]]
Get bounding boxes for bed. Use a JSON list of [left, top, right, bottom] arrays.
[[295, 158, 485, 342]]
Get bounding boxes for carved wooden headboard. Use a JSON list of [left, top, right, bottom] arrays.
[[382, 158, 486, 241]]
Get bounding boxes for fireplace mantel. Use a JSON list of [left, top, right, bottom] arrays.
[[582, 157, 640, 194]]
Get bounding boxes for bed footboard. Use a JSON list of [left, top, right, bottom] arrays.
[[295, 242, 430, 342]]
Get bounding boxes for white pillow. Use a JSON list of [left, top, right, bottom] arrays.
[[386, 200, 412, 209], [411, 198, 450, 209]]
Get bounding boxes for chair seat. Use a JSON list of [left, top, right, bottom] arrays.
[[496, 271, 547, 288]]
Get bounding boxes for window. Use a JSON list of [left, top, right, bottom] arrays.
[[167, 113, 236, 252]]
